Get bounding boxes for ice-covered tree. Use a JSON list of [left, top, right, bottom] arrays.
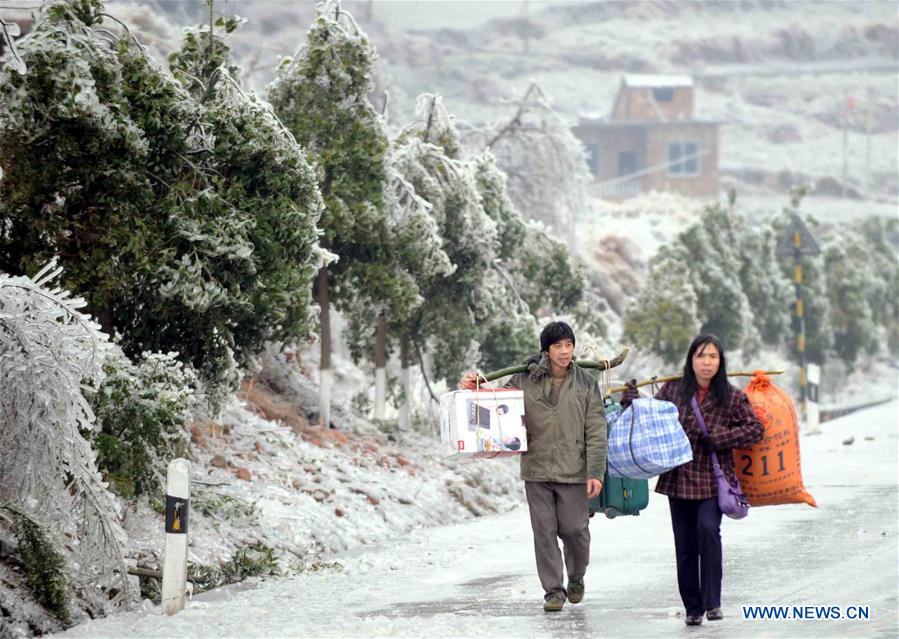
[[855, 216, 899, 358], [820, 219, 898, 369], [472, 149, 593, 367], [388, 97, 503, 422], [823, 236, 877, 367], [90, 349, 196, 499], [622, 255, 700, 366], [463, 82, 592, 252], [0, 261, 132, 616], [0, 0, 322, 402], [662, 204, 758, 354], [167, 16, 324, 391], [736, 218, 793, 347], [344, 134, 455, 420], [268, 1, 401, 427]]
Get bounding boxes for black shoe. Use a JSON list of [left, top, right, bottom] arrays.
[[706, 607, 723, 621], [685, 614, 703, 626]]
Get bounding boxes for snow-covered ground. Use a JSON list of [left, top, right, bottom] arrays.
[[56, 400, 898, 638]]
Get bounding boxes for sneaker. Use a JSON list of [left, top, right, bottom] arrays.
[[706, 607, 723, 621], [685, 614, 703, 626], [543, 592, 566, 612], [568, 580, 585, 604]]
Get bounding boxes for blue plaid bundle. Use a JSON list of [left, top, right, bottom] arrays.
[[607, 398, 693, 479]]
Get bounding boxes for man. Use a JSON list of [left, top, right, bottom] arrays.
[[460, 321, 607, 612]]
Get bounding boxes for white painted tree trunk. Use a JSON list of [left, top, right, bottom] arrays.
[[374, 315, 388, 421], [319, 369, 333, 428], [161, 458, 191, 616], [374, 367, 386, 421], [398, 335, 411, 429], [805, 363, 820, 434], [398, 364, 411, 429]]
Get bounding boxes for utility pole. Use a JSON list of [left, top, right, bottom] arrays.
[[842, 92, 849, 198], [865, 87, 873, 198]]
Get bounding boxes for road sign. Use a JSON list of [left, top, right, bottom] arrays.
[[776, 214, 820, 257]]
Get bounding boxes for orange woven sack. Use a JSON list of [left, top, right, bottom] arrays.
[[733, 370, 817, 507]]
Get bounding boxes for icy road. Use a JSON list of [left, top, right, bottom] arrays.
[[59, 400, 897, 639]]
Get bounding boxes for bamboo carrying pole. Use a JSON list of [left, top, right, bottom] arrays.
[[606, 370, 784, 396], [475, 348, 630, 383]]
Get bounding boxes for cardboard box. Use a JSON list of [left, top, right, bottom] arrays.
[[439, 389, 527, 457]]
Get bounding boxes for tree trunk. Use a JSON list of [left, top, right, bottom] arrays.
[[398, 333, 410, 430], [374, 315, 387, 421], [98, 306, 114, 339], [318, 267, 332, 428]]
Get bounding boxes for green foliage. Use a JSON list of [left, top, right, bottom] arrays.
[[623, 256, 700, 366], [167, 18, 242, 98], [819, 219, 898, 368], [855, 216, 899, 358], [474, 151, 586, 317], [0, 0, 322, 400], [14, 515, 69, 622], [89, 350, 195, 498], [188, 543, 280, 592], [268, 2, 390, 260], [478, 315, 539, 372], [193, 490, 260, 524]]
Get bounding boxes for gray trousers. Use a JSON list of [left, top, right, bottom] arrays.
[[524, 481, 591, 599]]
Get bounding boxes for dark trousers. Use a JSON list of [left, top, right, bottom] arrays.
[[525, 481, 591, 600], [668, 496, 723, 616]]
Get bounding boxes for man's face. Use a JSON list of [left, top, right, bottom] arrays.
[[547, 338, 574, 371]]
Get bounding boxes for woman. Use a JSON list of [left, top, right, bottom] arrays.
[[621, 334, 764, 627]]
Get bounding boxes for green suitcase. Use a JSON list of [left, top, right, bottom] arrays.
[[589, 398, 650, 519]]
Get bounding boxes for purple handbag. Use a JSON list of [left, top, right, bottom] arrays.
[[691, 397, 749, 520]]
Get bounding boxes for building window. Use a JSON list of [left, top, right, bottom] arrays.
[[653, 87, 675, 102], [585, 143, 600, 176], [618, 151, 638, 177], [668, 142, 700, 176]]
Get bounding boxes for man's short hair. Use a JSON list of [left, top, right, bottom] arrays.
[[540, 321, 576, 353]]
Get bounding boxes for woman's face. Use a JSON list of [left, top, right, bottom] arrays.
[[692, 342, 720, 387]]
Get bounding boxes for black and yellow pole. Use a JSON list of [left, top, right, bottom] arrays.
[[793, 230, 807, 424], [777, 212, 819, 428]]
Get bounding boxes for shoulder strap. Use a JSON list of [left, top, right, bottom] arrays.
[[690, 396, 722, 471]]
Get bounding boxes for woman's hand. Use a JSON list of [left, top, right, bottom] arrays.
[[619, 379, 639, 408]]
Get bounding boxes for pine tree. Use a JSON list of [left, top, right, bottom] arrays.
[[343, 134, 454, 420], [736, 218, 793, 347], [856, 216, 899, 358], [268, 1, 400, 427], [0, 0, 322, 402], [622, 256, 700, 366], [664, 204, 758, 353], [388, 96, 505, 418], [167, 16, 324, 399]]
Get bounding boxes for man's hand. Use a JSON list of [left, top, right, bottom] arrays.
[[586, 478, 603, 499], [458, 372, 482, 390]]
